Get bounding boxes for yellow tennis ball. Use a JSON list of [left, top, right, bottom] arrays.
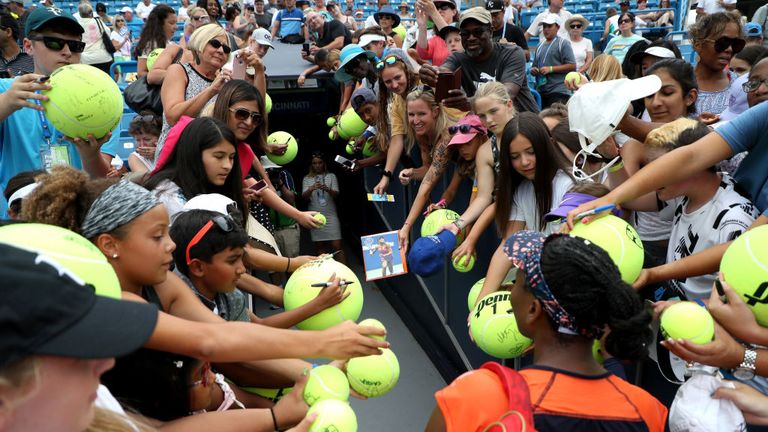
[[358, 318, 386, 341], [303, 365, 350, 406], [565, 71, 581, 85], [361, 137, 379, 157], [592, 340, 605, 364], [0, 223, 121, 299], [307, 399, 358, 432], [720, 225, 768, 326], [346, 142, 355, 155], [346, 348, 400, 398], [452, 255, 475, 272], [266, 131, 298, 165], [313, 213, 327, 226], [146, 48, 163, 70], [569, 215, 644, 284], [660, 301, 715, 344], [421, 209, 466, 246], [239, 386, 292, 402], [42, 64, 122, 139], [470, 291, 532, 358], [336, 108, 367, 140], [284, 256, 364, 331], [265, 93, 272, 113], [468, 278, 484, 311], [327, 116, 337, 127]]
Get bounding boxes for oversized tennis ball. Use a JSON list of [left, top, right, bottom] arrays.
[[569, 215, 644, 284], [592, 340, 604, 364], [284, 256, 363, 330], [660, 301, 715, 344], [42, 64, 122, 139], [421, 209, 466, 245], [720, 226, 768, 326], [336, 108, 367, 140], [565, 71, 581, 85], [358, 318, 386, 341], [307, 399, 358, 432], [470, 291, 532, 358], [146, 48, 163, 70], [346, 142, 355, 155], [468, 278, 485, 311], [313, 213, 327, 226], [266, 131, 298, 165], [303, 365, 350, 406], [346, 348, 399, 397], [0, 223, 121, 299], [239, 386, 292, 402], [265, 93, 272, 113], [327, 117, 337, 127], [361, 137, 379, 157], [452, 255, 475, 272]]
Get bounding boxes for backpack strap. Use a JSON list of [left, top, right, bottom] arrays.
[[480, 362, 536, 432]]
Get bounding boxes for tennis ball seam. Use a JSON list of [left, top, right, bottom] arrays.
[[746, 236, 768, 273]]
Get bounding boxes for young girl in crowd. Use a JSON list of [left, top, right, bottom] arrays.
[[302, 152, 346, 263], [471, 112, 573, 308], [688, 12, 743, 118], [298, 48, 341, 86], [396, 86, 459, 252], [128, 111, 164, 175], [426, 232, 666, 432], [414, 0, 459, 67]]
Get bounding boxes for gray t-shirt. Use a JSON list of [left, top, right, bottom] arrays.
[[442, 43, 539, 113], [532, 36, 575, 97]]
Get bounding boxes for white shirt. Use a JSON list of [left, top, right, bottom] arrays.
[[509, 170, 574, 235], [177, 5, 189, 20], [661, 173, 757, 299], [526, 9, 572, 39], [697, 0, 736, 14], [568, 37, 592, 71], [135, 1, 156, 20], [111, 30, 132, 56]]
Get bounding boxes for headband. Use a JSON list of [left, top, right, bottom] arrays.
[[80, 180, 160, 239]]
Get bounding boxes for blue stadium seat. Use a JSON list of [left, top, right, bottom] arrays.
[[521, 10, 538, 29], [575, 4, 594, 13], [109, 61, 137, 90]]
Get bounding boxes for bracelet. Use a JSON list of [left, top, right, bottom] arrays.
[[549, 66, 554, 73], [270, 407, 281, 431], [453, 219, 464, 230], [284, 257, 291, 273], [608, 159, 624, 173]]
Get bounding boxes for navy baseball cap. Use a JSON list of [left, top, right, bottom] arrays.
[[408, 230, 456, 276]]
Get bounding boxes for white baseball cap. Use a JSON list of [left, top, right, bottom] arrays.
[[251, 28, 274, 49], [119, 6, 133, 12], [540, 13, 561, 26]]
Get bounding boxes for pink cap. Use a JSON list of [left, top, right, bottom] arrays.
[[447, 114, 487, 146]]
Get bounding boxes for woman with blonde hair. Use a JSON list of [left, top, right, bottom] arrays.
[[587, 53, 624, 82], [180, 6, 210, 49], [396, 86, 460, 252]]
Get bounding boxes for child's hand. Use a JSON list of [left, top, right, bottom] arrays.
[[314, 273, 351, 309], [273, 372, 310, 429]]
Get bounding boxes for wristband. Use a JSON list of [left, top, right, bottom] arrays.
[[608, 159, 624, 173], [284, 257, 291, 273], [270, 407, 282, 432], [549, 66, 553, 73]]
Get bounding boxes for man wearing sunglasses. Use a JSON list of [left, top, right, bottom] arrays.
[[0, 11, 33, 77], [419, 7, 538, 113], [0, 7, 113, 217]]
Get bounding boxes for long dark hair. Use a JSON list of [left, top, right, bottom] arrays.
[[212, 80, 268, 154], [539, 235, 652, 360], [645, 58, 698, 115], [197, 0, 222, 19], [145, 117, 246, 217], [495, 112, 570, 233], [135, 5, 175, 57]]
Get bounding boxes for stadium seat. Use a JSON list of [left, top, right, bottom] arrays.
[[109, 61, 137, 90]]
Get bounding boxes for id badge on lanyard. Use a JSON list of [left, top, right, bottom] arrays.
[[35, 100, 70, 171]]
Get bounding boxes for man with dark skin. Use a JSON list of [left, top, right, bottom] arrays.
[[419, 7, 537, 113]]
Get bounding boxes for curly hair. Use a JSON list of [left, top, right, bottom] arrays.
[[688, 11, 742, 47]]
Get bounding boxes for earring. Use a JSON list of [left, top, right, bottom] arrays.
[[112, 253, 119, 259]]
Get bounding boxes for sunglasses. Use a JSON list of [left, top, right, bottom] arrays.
[[115, 19, 125, 22], [188, 362, 213, 388], [459, 27, 487, 39], [743, 78, 768, 93], [570, 23, 582, 29], [375, 54, 400, 70], [185, 215, 235, 265], [230, 107, 263, 124], [436, 3, 454, 10], [707, 36, 746, 54], [192, 15, 210, 21], [208, 39, 232, 54], [619, 18, 632, 24], [27, 35, 86, 53], [448, 124, 485, 135]]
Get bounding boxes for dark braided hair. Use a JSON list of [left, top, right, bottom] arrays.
[[539, 235, 652, 361]]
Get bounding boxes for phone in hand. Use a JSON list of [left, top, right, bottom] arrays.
[[249, 179, 268, 192], [302, 43, 310, 54], [334, 155, 356, 171], [435, 66, 462, 102], [232, 54, 247, 80]]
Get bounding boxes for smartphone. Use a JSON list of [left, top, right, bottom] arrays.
[[435, 66, 463, 103], [232, 54, 247, 80], [249, 179, 268, 192], [334, 155, 356, 171], [302, 43, 310, 54]]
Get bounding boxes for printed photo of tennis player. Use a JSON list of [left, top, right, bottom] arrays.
[[360, 231, 408, 281]]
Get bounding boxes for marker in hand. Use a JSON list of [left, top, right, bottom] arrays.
[[574, 204, 617, 222], [311, 280, 355, 288]]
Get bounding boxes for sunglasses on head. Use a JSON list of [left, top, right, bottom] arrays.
[[131, 114, 159, 124], [208, 38, 232, 54], [188, 362, 213, 388], [185, 215, 235, 265], [570, 23, 582, 29], [28, 35, 86, 53], [743, 78, 768, 93], [459, 27, 487, 39], [708, 36, 745, 54], [229, 107, 263, 124], [375, 54, 400, 70], [448, 124, 484, 135], [192, 15, 210, 21]]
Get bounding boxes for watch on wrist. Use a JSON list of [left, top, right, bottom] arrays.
[[381, 170, 392, 179], [733, 347, 757, 380]]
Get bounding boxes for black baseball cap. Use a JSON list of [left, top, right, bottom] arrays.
[[25, 6, 84, 37], [485, 0, 504, 12], [0, 243, 158, 368]]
